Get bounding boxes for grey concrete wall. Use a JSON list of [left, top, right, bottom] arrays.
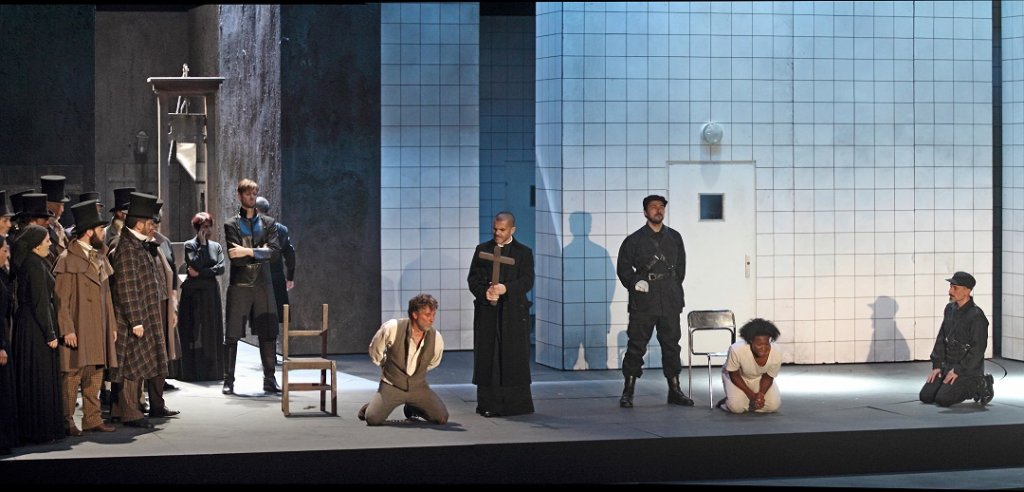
[[216, 4, 281, 232], [0, 5, 94, 211], [281, 4, 382, 354], [95, 11, 190, 235]]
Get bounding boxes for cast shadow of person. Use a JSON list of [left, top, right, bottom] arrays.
[[867, 295, 911, 362], [562, 211, 615, 370]]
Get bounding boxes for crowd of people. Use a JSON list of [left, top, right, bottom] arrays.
[[0, 177, 295, 454]]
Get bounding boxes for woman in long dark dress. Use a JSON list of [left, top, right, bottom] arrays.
[[176, 212, 226, 382], [12, 225, 64, 443], [0, 236, 19, 453]]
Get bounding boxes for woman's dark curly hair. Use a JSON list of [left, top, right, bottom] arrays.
[[739, 318, 780, 343]]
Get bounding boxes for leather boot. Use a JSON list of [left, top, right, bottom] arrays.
[[666, 375, 694, 406], [619, 376, 637, 408], [260, 339, 281, 393], [222, 343, 237, 395]]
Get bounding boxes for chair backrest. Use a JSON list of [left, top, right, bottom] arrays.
[[282, 303, 329, 359], [686, 309, 736, 356]]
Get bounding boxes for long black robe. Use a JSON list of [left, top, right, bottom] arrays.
[[0, 267, 18, 451], [467, 237, 535, 416], [12, 253, 63, 444], [176, 238, 225, 382]]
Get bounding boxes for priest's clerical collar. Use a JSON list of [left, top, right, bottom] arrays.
[[498, 236, 514, 247]]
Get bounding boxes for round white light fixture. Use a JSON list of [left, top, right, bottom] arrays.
[[701, 122, 723, 145]]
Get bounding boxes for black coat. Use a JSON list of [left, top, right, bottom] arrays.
[[0, 267, 17, 450], [177, 238, 226, 381], [467, 238, 534, 387], [223, 209, 280, 287], [930, 298, 989, 376], [617, 224, 686, 316]]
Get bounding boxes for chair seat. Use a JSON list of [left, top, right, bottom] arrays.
[[284, 357, 335, 370]]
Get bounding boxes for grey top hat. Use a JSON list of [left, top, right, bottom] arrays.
[[21, 193, 54, 219], [40, 175, 70, 203], [0, 190, 12, 218], [127, 192, 160, 221], [70, 199, 108, 233], [111, 187, 136, 212]]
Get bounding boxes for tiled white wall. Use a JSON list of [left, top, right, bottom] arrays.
[[480, 15, 536, 241], [381, 3, 480, 349], [536, 1, 995, 369], [1004, 0, 1024, 361]]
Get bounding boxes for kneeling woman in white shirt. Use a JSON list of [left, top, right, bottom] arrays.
[[719, 318, 782, 413]]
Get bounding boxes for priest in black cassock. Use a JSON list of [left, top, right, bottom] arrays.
[[467, 211, 534, 417]]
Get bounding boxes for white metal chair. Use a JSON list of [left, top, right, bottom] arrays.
[[686, 310, 736, 409], [281, 303, 337, 416]]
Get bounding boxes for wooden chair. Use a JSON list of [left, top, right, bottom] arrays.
[[281, 303, 337, 416]]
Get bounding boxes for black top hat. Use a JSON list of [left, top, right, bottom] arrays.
[[111, 187, 136, 212], [21, 193, 54, 219], [0, 191, 12, 218], [127, 192, 160, 221], [9, 189, 35, 217], [946, 271, 977, 290], [77, 191, 104, 208], [70, 199, 108, 234], [40, 175, 70, 203], [643, 194, 668, 209]]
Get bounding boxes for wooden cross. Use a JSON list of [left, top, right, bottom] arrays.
[[478, 245, 516, 306]]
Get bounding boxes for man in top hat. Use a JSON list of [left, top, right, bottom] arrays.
[[920, 271, 995, 407], [107, 192, 178, 428], [11, 193, 53, 254], [0, 191, 13, 239], [105, 187, 135, 250], [40, 175, 70, 268], [616, 194, 694, 408], [64, 192, 104, 239], [53, 200, 118, 435]]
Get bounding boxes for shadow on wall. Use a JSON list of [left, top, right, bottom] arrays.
[[868, 295, 911, 363], [563, 211, 616, 370]]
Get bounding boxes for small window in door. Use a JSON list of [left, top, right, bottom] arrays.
[[699, 194, 724, 221]]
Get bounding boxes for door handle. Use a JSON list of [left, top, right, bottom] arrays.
[[745, 255, 750, 278]]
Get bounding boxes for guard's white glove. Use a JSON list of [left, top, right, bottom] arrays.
[[635, 280, 649, 292]]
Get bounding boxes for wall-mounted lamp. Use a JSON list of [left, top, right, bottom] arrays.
[[134, 130, 150, 155], [700, 122, 723, 145]]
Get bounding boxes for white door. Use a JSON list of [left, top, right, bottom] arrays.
[[668, 162, 756, 364]]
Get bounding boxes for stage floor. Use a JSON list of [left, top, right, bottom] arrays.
[[3, 343, 1024, 487]]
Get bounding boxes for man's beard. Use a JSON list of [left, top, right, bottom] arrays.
[[90, 234, 105, 249]]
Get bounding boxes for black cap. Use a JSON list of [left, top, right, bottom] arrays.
[[21, 193, 54, 219], [111, 187, 136, 212], [40, 175, 70, 203], [0, 191, 12, 218], [946, 271, 976, 290], [127, 192, 160, 221], [70, 200, 108, 233], [643, 194, 667, 209]]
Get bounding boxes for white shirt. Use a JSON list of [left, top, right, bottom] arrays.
[[723, 340, 782, 387], [369, 319, 444, 384]]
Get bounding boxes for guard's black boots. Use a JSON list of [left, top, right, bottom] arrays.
[[260, 339, 281, 393], [619, 376, 637, 408], [976, 374, 995, 405], [222, 343, 237, 395], [667, 375, 695, 406]]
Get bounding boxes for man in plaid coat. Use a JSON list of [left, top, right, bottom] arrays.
[[108, 193, 179, 429]]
